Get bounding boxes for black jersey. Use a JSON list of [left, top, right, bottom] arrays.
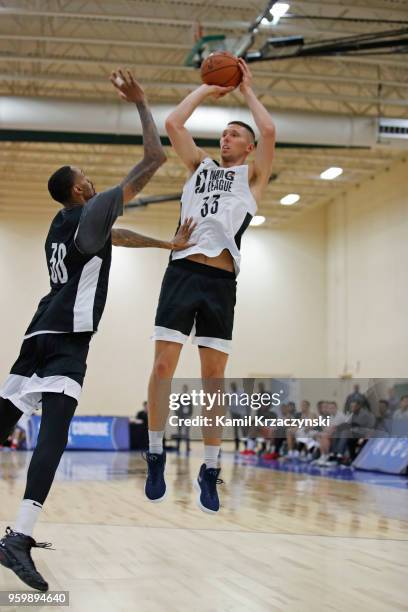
[[25, 185, 123, 338]]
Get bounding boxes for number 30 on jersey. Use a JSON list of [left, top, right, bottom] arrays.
[[50, 242, 68, 284]]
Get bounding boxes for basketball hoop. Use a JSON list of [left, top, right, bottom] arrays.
[[185, 34, 227, 68]]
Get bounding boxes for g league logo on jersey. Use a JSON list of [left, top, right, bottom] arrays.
[[195, 168, 236, 194]]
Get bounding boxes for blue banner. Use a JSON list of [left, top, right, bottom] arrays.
[[353, 438, 408, 474], [28, 415, 130, 451]]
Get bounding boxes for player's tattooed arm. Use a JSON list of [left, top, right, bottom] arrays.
[[112, 217, 196, 251], [110, 69, 167, 205], [112, 229, 170, 249]]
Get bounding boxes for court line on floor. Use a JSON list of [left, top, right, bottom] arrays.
[[9, 521, 406, 542]]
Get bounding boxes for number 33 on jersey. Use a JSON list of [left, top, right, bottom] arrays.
[[171, 158, 257, 275]]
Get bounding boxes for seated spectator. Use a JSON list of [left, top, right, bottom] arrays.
[[316, 400, 329, 418], [287, 401, 297, 416], [314, 401, 348, 466], [375, 400, 392, 434], [241, 381, 272, 456], [386, 386, 399, 414], [393, 395, 408, 419], [260, 403, 292, 459], [327, 400, 376, 465], [345, 384, 369, 411], [286, 400, 318, 461], [248, 402, 287, 459], [258, 407, 279, 459], [391, 395, 408, 436]]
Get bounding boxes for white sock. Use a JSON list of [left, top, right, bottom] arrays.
[[149, 430, 164, 454], [204, 445, 220, 469], [14, 499, 43, 537]]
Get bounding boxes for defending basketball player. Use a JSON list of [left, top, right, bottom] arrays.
[[144, 59, 276, 513], [0, 69, 195, 592]]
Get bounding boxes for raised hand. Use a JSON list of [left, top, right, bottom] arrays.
[[110, 68, 146, 104], [201, 84, 235, 100], [171, 217, 197, 251], [237, 58, 253, 94]]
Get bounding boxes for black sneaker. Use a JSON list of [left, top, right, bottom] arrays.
[[0, 527, 52, 591], [194, 464, 223, 514], [144, 451, 167, 502]]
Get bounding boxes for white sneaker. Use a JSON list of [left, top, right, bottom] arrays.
[[314, 456, 329, 466]]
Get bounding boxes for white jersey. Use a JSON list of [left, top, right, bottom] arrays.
[[171, 158, 257, 275]]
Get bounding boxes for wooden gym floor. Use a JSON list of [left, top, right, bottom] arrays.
[[0, 446, 407, 612]]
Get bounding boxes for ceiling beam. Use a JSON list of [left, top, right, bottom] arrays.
[[0, 45, 407, 89], [0, 70, 406, 107], [0, 7, 247, 30], [0, 34, 190, 51]]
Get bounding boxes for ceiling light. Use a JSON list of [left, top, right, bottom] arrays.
[[250, 215, 266, 226], [270, 3, 290, 25], [320, 167, 343, 180], [280, 193, 300, 206]]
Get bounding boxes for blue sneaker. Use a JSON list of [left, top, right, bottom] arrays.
[[194, 464, 223, 514], [144, 451, 167, 502]]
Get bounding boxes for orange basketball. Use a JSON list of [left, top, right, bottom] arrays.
[[201, 51, 242, 89]]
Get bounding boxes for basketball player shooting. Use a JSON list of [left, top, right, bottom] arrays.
[[144, 59, 276, 513], [0, 69, 195, 592]]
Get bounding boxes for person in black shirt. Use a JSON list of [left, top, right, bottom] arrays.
[[0, 69, 194, 592], [130, 401, 149, 450], [136, 401, 149, 428]]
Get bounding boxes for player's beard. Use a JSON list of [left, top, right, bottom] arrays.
[[84, 185, 96, 202]]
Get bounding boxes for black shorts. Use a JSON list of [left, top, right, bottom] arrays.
[[0, 332, 92, 415], [153, 259, 236, 354]]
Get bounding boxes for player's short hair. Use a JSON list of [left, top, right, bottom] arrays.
[[48, 165, 76, 205], [227, 121, 256, 143]]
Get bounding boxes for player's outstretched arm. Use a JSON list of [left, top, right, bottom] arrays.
[[112, 217, 196, 251], [110, 69, 167, 204], [238, 59, 276, 199], [165, 84, 234, 174], [75, 70, 167, 256]]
